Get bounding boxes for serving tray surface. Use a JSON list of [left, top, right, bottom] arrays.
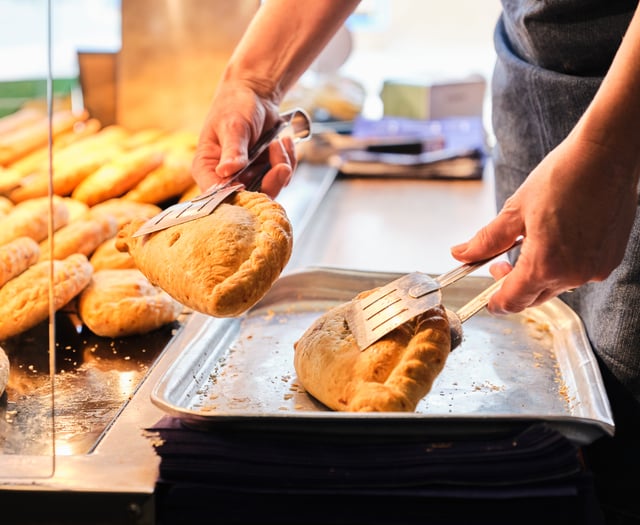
[[152, 267, 614, 445]]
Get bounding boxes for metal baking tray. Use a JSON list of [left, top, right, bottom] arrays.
[[151, 267, 614, 445]]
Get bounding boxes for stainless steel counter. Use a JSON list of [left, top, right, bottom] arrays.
[[286, 165, 497, 275], [0, 161, 498, 523]]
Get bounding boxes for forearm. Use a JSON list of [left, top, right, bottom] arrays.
[[222, 0, 360, 104], [575, 4, 640, 184]]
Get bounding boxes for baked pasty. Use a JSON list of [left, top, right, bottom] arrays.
[[0, 236, 40, 287], [0, 253, 93, 340], [78, 269, 184, 337], [116, 190, 293, 317], [293, 292, 451, 412], [0, 195, 68, 246], [90, 237, 136, 271], [38, 214, 118, 261]]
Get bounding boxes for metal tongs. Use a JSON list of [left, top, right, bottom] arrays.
[[345, 237, 523, 350], [132, 107, 312, 237]]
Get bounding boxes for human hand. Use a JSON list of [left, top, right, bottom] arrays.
[[191, 81, 298, 198], [451, 134, 639, 314]]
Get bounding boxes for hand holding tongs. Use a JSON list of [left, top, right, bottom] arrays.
[[133, 108, 312, 237]]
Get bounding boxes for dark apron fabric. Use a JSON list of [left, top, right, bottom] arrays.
[[491, 1, 640, 521], [492, 0, 640, 395]]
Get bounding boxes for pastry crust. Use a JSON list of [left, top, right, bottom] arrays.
[[116, 190, 293, 317], [71, 143, 164, 206], [87, 198, 162, 229], [39, 214, 118, 261], [90, 237, 136, 271], [0, 236, 40, 287], [0, 253, 93, 340], [78, 268, 183, 337], [293, 295, 451, 412], [0, 195, 69, 246], [123, 146, 195, 204]]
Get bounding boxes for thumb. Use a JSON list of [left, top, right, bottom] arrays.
[[451, 211, 524, 263], [216, 120, 253, 178]]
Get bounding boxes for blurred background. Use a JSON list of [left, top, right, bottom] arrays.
[[0, 0, 502, 133]]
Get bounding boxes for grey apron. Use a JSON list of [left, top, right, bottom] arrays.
[[493, 0, 640, 396], [492, 2, 640, 521]]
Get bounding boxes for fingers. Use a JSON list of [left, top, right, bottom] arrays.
[[451, 207, 524, 264], [259, 136, 297, 198]]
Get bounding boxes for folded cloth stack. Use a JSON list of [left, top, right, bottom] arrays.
[[148, 417, 604, 525]]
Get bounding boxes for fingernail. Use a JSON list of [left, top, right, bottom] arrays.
[[451, 242, 468, 255], [277, 164, 292, 187]]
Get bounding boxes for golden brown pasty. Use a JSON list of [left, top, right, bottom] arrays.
[[293, 293, 451, 412], [90, 237, 136, 271], [116, 189, 293, 317], [78, 268, 184, 337], [38, 214, 118, 261], [0, 236, 40, 287], [0, 253, 93, 340], [0, 195, 68, 246]]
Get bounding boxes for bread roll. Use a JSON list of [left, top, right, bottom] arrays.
[[123, 146, 195, 204], [293, 297, 451, 412], [0, 236, 40, 287], [0, 195, 68, 246], [116, 190, 293, 317], [0, 166, 27, 194], [71, 143, 165, 206], [87, 199, 162, 229], [0, 109, 85, 166], [0, 196, 14, 216], [38, 214, 118, 261], [90, 237, 136, 271], [7, 125, 129, 202], [62, 198, 90, 222], [0, 253, 93, 340], [7, 118, 101, 178], [78, 268, 183, 337], [0, 107, 43, 136]]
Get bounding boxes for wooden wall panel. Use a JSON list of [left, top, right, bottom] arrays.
[[118, 0, 258, 131]]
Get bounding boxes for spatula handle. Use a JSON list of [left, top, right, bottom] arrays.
[[455, 275, 507, 324], [408, 237, 522, 298]]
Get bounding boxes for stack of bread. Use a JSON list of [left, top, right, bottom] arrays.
[[0, 109, 225, 342], [0, 106, 294, 343]]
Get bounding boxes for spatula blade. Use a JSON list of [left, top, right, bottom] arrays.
[[345, 272, 443, 350], [131, 183, 243, 237]]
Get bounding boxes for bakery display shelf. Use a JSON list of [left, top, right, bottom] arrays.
[[152, 267, 614, 445], [0, 311, 181, 458], [0, 163, 338, 486]]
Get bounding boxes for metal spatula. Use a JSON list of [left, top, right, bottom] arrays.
[[447, 275, 506, 350], [132, 107, 312, 237], [345, 237, 523, 350]]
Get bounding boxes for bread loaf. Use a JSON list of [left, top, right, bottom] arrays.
[[0, 253, 93, 340], [90, 237, 136, 271], [0, 236, 40, 287], [0, 110, 86, 166], [0, 195, 68, 246], [7, 125, 129, 202], [71, 143, 165, 206], [38, 214, 118, 261]]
